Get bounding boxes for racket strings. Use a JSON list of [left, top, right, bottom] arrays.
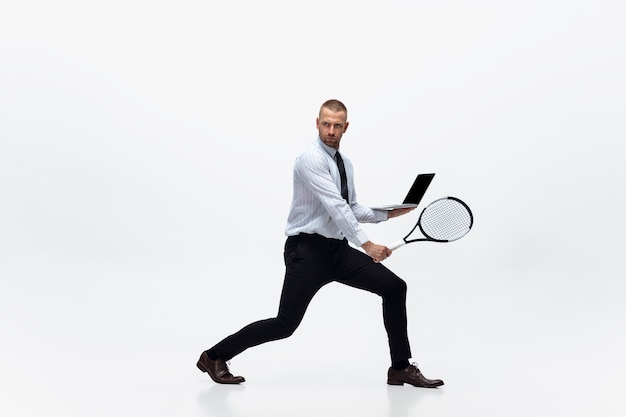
[[419, 199, 472, 241]]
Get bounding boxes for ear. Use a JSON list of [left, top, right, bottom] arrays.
[[344, 121, 349, 132]]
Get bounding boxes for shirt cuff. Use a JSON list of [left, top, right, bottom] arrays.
[[372, 209, 390, 222], [354, 230, 370, 247]]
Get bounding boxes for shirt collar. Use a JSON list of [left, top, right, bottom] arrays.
[[316, 136, 338, 158]]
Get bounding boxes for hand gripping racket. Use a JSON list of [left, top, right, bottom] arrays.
[[389, 196, 473, 251]]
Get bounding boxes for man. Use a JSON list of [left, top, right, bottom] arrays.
[[197, 99, 443, 388]]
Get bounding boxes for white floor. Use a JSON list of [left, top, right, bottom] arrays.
[[1, 254, 624, 417]]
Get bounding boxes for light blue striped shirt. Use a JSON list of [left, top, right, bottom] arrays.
[[285, 137, 388, 246]]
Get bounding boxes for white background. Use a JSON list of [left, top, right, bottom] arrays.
[[1, 1, 625, 416]]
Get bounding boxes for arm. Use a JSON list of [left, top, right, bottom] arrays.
[[295, 150, 414, 261], [294, 151, 370, 245]]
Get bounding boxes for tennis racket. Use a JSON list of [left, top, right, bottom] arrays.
[[389, 196, 473, 251]]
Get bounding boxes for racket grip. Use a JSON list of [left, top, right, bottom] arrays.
[[389, 240, 406, 251]]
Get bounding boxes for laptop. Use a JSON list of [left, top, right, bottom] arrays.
[[371, 173, 435, 211]]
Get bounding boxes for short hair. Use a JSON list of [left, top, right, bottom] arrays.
[[320, 99, 348, 119]]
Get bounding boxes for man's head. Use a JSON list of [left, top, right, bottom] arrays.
[[316, 99, 349, 150]]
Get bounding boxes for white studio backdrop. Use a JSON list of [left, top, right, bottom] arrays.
[[1, 1, 625, 417]]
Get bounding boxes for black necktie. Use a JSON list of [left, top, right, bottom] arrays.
[[335, 151, 349, 204]]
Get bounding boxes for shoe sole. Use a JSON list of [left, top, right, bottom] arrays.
[[387, 379, 405, 386], [387, 379, 444, 388]]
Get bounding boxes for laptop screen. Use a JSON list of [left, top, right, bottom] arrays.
[[402, 173, 435, 205]]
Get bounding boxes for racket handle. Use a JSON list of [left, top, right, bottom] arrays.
[[389, 240, 406, 251]]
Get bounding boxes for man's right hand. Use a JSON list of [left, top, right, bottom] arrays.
[[361, 241, 392, 263]]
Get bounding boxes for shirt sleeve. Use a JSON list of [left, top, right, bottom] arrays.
[[351, 202, 389, 223]]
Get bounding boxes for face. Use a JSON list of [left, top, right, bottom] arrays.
[[316, 107, 349, 149]]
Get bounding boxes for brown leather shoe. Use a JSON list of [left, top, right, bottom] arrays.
[[197, 351, 245, 384], [387, 364, 444, 388]]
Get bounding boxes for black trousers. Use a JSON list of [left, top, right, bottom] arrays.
[[211, 233, 412, 363]]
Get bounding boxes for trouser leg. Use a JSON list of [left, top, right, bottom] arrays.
[[211, 235, 332, 360], [334, 243, 412, 363]]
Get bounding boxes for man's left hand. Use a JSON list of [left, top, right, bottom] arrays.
[[388, 207, 416, 219]]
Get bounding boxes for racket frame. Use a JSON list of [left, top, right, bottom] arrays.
[[389, 196, 473, 251]]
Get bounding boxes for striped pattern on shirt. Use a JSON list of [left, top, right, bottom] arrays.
[[285, 137, 388, 247]]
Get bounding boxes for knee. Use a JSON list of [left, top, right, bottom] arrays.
[[396, 277, 408, 295], [273, 317, 299, 339], [386, 276, 407, 299]]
